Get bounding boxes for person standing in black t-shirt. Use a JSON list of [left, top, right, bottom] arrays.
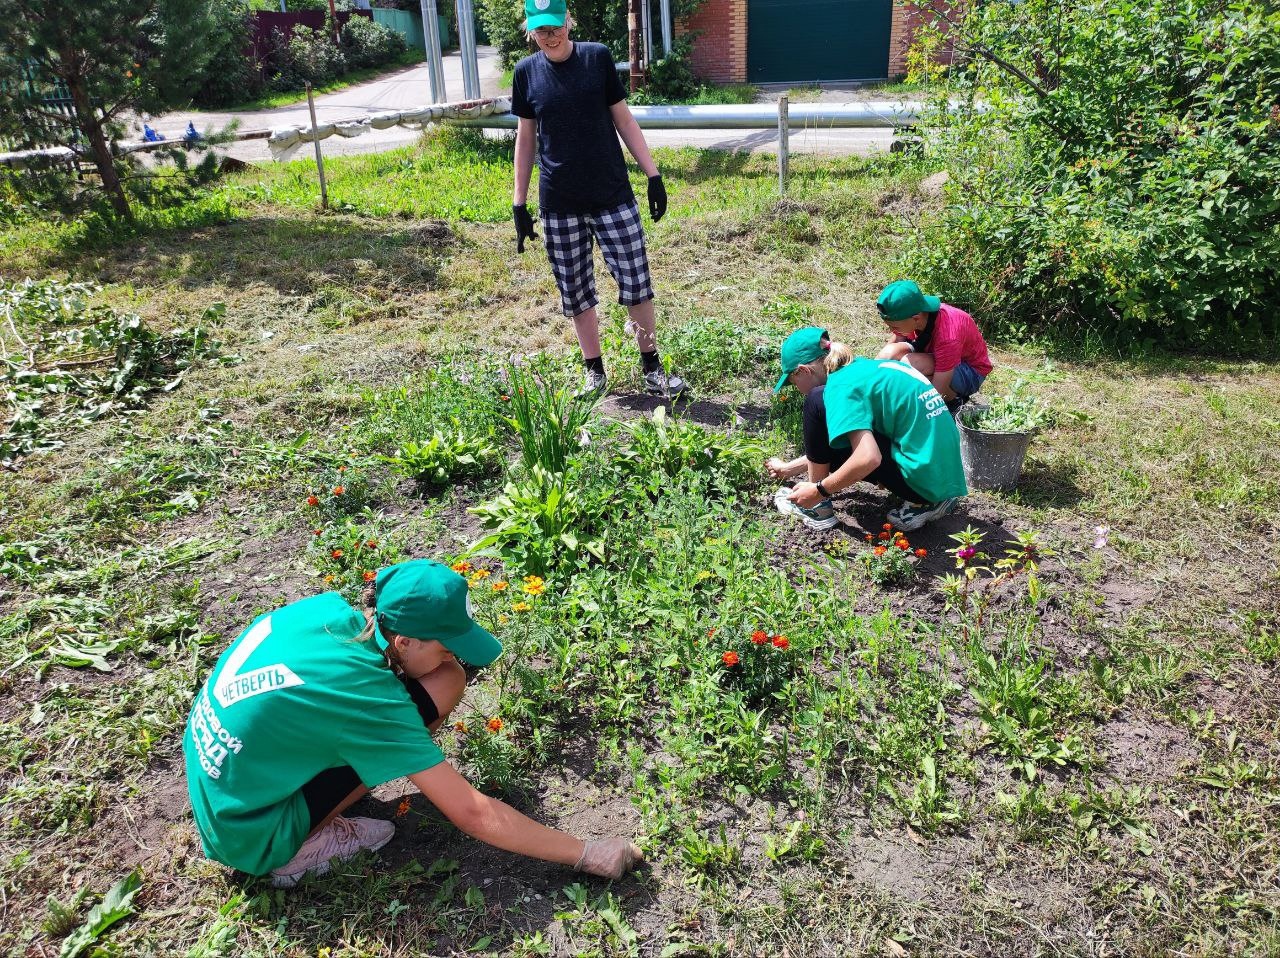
[[510, 0, 687, 398]]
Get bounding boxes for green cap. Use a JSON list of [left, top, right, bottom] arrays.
[[876, 280, 941, 322], [525, 0, 567, 29], [774, 326, 829, 393], [373, 560, 503, 666]]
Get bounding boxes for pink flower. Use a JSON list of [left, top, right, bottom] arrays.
[[957, 546, 977, 561]]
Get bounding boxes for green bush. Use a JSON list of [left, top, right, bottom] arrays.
[[900, 0, 1280, 352], [477, 0, 527, 69], [193, 1, 263, 107], [340, 15, 407, 70], [272, 25, 347, 89]]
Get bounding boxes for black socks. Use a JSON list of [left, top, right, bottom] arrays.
[[640, 350, 661, 373], [584, 355, 605, 374]]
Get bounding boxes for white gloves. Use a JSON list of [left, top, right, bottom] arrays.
[[574, 838, 644, 879]]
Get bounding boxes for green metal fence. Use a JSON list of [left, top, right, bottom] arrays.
[[372, 7, 453, 48]]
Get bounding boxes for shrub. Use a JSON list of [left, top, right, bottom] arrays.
[[193, 2, 264, 107], [900, 0, 1280, 352], [272, 25, 347, 89], [958, 380, 1051, 434], [476, 0, 527, 69], [340, 15, 407, 70]]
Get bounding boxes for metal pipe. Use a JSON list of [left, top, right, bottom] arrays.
[[453, 101, 933, 130], [659, 0, 672, 56], [642, 0, 653, 67], [456, 0, 480, 99], [419, 0, 446, 103], [777, 95, 789, 194], [627, 0, 642, 94]]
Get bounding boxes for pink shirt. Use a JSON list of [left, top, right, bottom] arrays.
[[915, 303, 992, 375]]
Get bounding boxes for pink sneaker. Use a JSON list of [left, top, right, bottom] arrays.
[[270, 816, 395, 888]]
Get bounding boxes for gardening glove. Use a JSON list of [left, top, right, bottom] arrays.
[[512, 204, 538, 253], [647, 174, 667, 222], [575, 838, 644, 879]]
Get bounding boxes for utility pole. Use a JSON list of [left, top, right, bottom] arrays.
[[627, 0, 644, 94]]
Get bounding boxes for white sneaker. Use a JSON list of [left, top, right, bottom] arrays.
[[642, 368, 688, 397], [773, 487, 839, 530], [269, 816, 395, 888]]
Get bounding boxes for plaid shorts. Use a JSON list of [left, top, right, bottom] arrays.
[[542, 200, 654, 317]]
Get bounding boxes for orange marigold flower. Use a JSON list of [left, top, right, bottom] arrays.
[[878, 531, 891, 541], [896, 540, 910, 550], [338, 465, 347, 472], [487, 717, 504, 733], [454, 721, 466, 732], [751, 630, 769, 645], [864, 534, 873, 542], [492, 581, 509, 591], [396, 797, 411, 817], [501, 394, 510, 401], [470, 568, 490, 579], [331, 549, 343, 558], [313, 528, 322, 536], [874, 545, 887, 556], [883, 523, 893, 531], [707, 627, 717, 638], [362, 570, 376, 582], [522, 580, 545, 596], [451, 560, 472, 574], [772, 635, 789, 650], [722, 650, 740, 667], [366, 539, 377, 548], [916, 548, 928, 558], [306, 495, 320, 507], [323, 574, 336, 583], [332, 485, 345, 496]]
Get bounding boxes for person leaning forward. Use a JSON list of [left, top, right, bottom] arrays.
[[510, 0, 686, 399], [766, 327, 969, 532], [184, 559, 641, 887]]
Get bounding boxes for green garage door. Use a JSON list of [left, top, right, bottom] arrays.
[[748, 0, 892, 83]]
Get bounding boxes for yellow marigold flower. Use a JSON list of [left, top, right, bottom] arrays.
[[492, 581, 509, 591], [512, 601, 532, 613]]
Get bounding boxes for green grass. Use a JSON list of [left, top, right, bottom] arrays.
[[205, 48, 426, 114], [1, 136, 1278, 957]]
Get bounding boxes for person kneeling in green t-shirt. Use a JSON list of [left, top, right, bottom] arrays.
[[765, 327, 968, 532], [184, 559, 641, 888]]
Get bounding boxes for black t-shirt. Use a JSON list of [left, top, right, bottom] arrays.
[[510, 42, 635, 215]]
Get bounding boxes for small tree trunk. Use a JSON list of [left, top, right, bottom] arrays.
[[63, 66, 131, 220]]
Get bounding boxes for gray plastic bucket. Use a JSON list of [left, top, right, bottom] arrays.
[[956, 405, 1034, 492]]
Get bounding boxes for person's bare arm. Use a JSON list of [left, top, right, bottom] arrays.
[[766, 455, 809, 480], [609, 100, 658, 177], [788, 430, 880, 507], [514, 117, 537, 205]]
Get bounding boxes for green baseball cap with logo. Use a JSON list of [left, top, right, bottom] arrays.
[[774, 326, 829, 393], [525, 0, 567, 29], [876, 280, 941, 322], [373, 560, 503, 666]]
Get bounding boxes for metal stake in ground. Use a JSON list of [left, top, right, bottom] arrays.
[[306, 83, 328, 211], [777, 94, 790, 195]]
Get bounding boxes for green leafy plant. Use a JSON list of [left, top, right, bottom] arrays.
[[382, 429, 499, 486], [714, 626, 797, 708], [470, 466, 604, 575], [958, 380, 1051, 433], [503, 360, 598, 476], [616, 406, 764, 488], [453, 715, 528, 798], [55, 870, 141, 958], [860, 524, 928, 586]]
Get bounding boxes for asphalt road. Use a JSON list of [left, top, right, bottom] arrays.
[[157, 45, 894, 164]]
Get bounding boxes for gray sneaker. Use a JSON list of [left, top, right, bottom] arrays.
[[887, 497, 959, 531], [575, 368, 608, 399], [269, 816, 395, 888], [642, 367, 688, 397], [774, 487, 839, 530]]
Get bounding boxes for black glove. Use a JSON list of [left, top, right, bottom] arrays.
[[512, 204, 537, 253], [647, 175, 667, 222]]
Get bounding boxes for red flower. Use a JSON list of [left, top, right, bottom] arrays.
[[332, 549, 343, 558], [915, 548, 928, 558], [338, 465, 347, 473], [312, 528, 322, 536], [896, 540, 910, 550], [452, 560, 473, 574], [453, 721, 466, 732], [882, 523, 893, 531], [501, 394, 510, 401], [874, 545, 887, 556], [396, 797, 410, 817], [306, 495, 320, 507], [722, 650, 740, 667], [707, 628, 717, 638], [878, 531, 891, 541], [366, 539, 377, 548], [864, 534, 873, 542], [772, 635, 789, 650], [332, 485, 345, 496], [487, 717, 504, 733], [362, 570, 376, 582], [751, 630, 769, 645]]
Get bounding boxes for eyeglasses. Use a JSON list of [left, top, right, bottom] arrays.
[[533, 24, 566, 37]]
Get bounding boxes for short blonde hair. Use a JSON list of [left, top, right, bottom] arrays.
[[525, 11, 574, 38]]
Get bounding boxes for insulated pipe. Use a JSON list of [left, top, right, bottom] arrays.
[[455, 0, 480, 99], [452, 101, 935, 130], [419, 0, 447, 103]]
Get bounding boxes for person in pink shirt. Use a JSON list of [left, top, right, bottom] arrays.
[[874, 280, 993, 410]]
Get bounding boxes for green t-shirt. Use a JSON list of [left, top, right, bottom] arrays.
[[184, 592, 445, 875], [824, 358, 968, 504]]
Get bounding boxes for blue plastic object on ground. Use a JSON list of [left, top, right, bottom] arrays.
[[142, 124, 165, 142], [183, 122, 201, 144]]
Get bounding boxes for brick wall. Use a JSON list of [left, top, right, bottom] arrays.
[[889, 0, 959, 79], [678, 0, 747, 84]]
